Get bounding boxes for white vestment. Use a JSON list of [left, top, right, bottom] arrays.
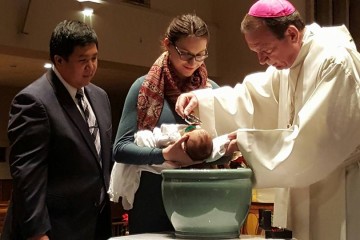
[[194, 23, 360, 240]]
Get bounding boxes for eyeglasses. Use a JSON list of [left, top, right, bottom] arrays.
[[173, 45, 208, 62]]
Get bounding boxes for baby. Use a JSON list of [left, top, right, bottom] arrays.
[[109, 124, 228, 210], [149, 124, 213, 161], [183, 128, 213, 161]]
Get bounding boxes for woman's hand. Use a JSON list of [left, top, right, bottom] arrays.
[[175, 92, 199, 118], [162, 134, 203, 167]]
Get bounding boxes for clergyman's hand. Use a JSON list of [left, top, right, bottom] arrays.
[[175, 92, 199, 118], [225, 131, 239, 156]]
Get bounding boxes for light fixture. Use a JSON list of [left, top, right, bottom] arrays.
[[82, 8, 94, 17], [44, 63, 52, 69], [77, 0, 104, 26]]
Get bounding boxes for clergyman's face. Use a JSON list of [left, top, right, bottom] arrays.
[[244, 25, 301, 70]]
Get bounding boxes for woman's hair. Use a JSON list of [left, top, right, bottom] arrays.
[[165, 13, 210, 44], [50, 20, 98, 63], [241, 11, 305, 39]]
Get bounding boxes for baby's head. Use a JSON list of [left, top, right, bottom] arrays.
[[184, 129, 213, 161]]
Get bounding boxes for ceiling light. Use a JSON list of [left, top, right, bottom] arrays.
[[44, 63, 52, 69], [82, 8, 94, 17]]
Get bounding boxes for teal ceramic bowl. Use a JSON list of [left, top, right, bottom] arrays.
[[161, 168, 253, 239]]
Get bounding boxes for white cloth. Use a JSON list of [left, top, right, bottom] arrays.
[[108, 124, 229, 210], [194, 24, 360, 240]]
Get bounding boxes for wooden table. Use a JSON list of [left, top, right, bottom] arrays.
[[0, 201, 9, 234], [241, 202, 274, 235]]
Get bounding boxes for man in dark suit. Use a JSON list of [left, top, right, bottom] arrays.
[[1, 20, 113, 240]]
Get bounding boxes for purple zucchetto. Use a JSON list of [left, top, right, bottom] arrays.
[[248, 0, 296, 18]]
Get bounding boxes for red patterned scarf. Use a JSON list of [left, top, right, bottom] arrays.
[[137, 52, 211, 130]]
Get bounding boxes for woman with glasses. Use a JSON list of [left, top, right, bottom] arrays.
[[112, 13, 219, 234]]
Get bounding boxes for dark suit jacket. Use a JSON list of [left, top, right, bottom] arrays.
[[2, 70, 113, 240]]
